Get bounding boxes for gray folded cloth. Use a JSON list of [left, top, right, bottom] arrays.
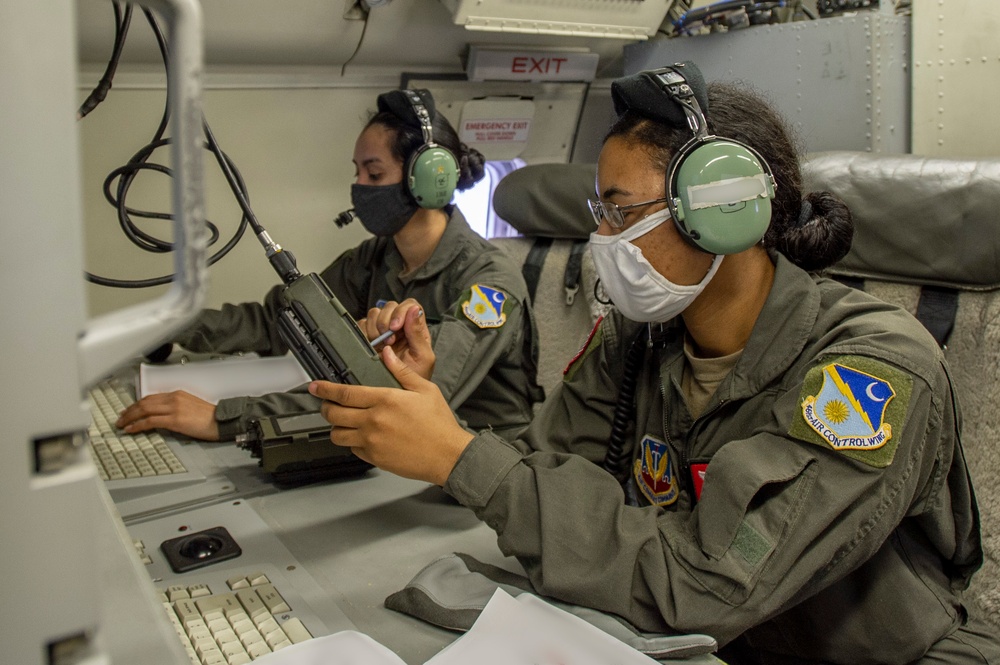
[[385, 552, 718, 661]]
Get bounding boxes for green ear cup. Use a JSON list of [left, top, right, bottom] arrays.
[[669, 139, 776, 255], [407, 145, 460, 209]]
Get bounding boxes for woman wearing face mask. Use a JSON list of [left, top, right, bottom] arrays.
[[307, 64, 999, 663], [117, 89, 542, 443]]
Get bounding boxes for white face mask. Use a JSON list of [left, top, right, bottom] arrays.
[[589, 208, 723, 323]]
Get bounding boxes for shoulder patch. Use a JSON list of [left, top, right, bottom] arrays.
[[459, 285, 509, 329], [563, 316, 604, 382], [788, 355, 913, 468]]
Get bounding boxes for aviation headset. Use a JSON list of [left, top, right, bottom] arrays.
[[613, 63, 777, 255], [377, 88, 460, 209]]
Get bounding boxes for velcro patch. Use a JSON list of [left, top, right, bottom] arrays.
[[788, 355, 913, 468], [459, 285, 509, 329]]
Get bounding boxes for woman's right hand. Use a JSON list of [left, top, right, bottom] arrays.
[[358, 298, 434, 380]]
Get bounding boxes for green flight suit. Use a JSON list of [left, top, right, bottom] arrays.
[[175, 209, 542, 440], [444, 255, 999, 663]]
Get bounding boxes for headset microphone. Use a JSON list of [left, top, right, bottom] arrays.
[[333, 209, 355, 228]]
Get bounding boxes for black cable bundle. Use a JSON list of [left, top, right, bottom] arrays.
[[81, 2, 256, 288], [602, 328, 649, 483]]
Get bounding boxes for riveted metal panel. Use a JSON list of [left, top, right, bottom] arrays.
[[623, 14, 911, 153], [912, 0, 1000, 157]]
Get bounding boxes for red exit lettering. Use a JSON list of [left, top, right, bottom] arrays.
[[511, 56, 569, 75]]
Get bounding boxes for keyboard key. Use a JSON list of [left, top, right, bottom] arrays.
[[280, 617, 312, 644], [255, 585, 290, 615]]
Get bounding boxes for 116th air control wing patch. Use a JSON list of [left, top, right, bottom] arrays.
[[460, 284, 509, 329], [788, 355, 913, 468]]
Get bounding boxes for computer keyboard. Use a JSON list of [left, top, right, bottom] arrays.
[[88, 379, 188, 479], [127, 500, 357, 664], [145, 545, 314, 664], [85, 377, 238, 517]]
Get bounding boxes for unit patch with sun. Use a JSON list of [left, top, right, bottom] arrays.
[[633, 435, 679, 506], [788, 355, 913, 468], [459, 284, 509, 329]]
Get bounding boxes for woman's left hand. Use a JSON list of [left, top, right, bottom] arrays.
[[309, 345, 472, 486]]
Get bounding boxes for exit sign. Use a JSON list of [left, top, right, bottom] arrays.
[[467, 47, 599, 82]]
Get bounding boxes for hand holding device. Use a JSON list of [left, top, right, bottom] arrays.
[[308, 345, 473, 487]]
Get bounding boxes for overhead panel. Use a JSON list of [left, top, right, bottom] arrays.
[[407, 78, 586, 163], [438, 0, 673, 40]]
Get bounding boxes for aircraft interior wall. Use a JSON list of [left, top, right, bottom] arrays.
[[78, 76, 607, 315], [76, 0, 999, 320], [75, 0, 638, 316]]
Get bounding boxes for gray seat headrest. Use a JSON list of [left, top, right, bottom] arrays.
[[803, 151, 1000, 290], [493, 163, 597, 240]]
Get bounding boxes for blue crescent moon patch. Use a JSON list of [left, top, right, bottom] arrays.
[[789, 355, 912, 468], [461, 284, 508, 329], [802, 363, 896, 451]]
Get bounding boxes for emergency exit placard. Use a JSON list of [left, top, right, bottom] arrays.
[[458, 98, 536, 160], [467, 46, 599, 82]]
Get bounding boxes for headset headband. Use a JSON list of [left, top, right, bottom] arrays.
[[648, 66, 707, 138], [403, 89, 435, 144]]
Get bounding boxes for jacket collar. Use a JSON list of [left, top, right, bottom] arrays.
[[385, 207, 476, 284], [726, 254, 821, 398], [660, 254, 820, 400]]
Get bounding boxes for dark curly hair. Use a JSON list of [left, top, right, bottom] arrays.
[[605, 81, 853, 272]]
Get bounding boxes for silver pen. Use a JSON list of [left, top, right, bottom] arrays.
[[369, 328, 395, 348]]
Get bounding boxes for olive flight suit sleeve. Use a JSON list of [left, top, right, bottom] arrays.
[[185, 249, 371, 440], [173, 283, 289, 356], [213, 385, 320, 441], [429, 282, 529, 413], [445, 318, 961, 649]]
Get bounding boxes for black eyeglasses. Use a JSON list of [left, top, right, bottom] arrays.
[[588, 196, 670, 229]]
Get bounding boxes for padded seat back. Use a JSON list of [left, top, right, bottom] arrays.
[[489, 164, 609, 399]]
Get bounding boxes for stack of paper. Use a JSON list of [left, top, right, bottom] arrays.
[[252, 589, 659, 665]]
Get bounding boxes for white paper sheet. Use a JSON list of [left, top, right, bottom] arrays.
[[138, 354, 310, 404], [426, 589, 659, 665], [251, 630, 406, 665]]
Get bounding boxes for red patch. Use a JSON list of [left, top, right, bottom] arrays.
[[563, 316, 603, 375], [690, 463, 709, 501]]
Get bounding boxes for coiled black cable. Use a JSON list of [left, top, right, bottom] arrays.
[[82, 2, 253, 288], [601, 327, 649, 483]]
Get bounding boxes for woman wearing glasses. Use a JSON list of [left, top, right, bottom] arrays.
[[309, 63, 998, 662]]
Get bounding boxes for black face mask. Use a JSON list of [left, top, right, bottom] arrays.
[[350, 182, 419, 237]]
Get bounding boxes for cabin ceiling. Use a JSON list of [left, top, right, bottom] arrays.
[[75, 0, 645, 78]]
